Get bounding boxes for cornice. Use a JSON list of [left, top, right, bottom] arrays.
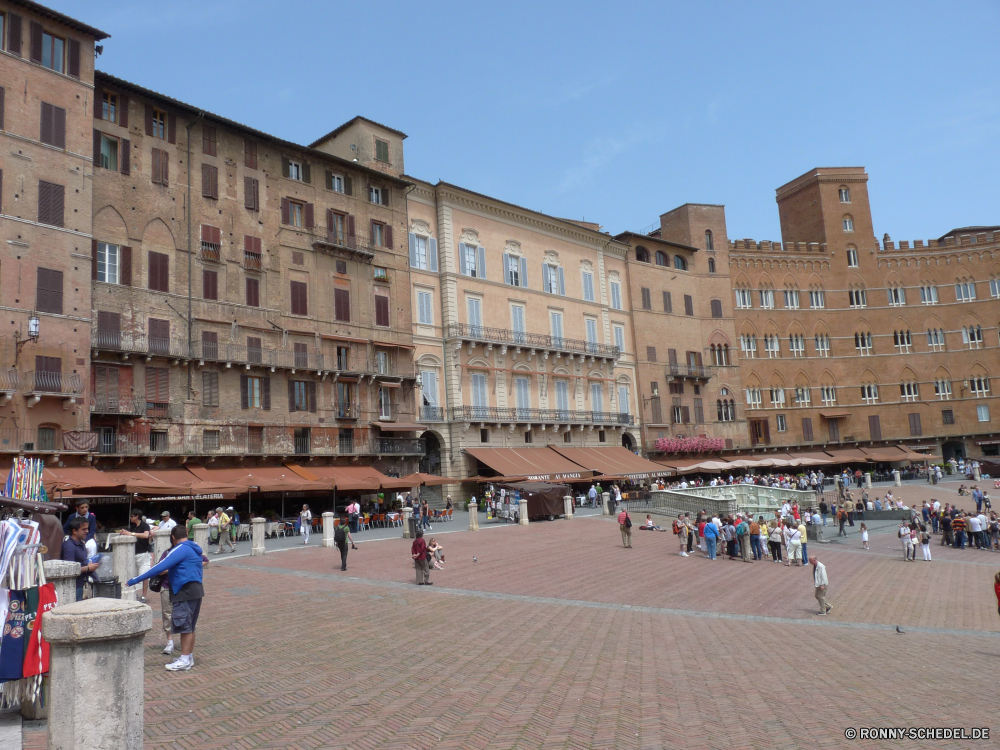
[[776, 174, 867, 203]]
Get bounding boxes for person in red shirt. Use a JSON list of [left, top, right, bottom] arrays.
[[791, 503, 800, 521], [994, 571, 1000, 617], [617, 508, 633, 548], [411, 529, 432, 585]]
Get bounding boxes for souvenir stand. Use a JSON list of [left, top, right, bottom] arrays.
[[0, 458, 62, 709]]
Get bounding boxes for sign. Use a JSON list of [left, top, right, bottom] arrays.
[[522, 473, 583, 482], [975, 440, 1000, 446]]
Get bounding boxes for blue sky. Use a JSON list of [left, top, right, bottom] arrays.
[[67, 0, 999, 241]]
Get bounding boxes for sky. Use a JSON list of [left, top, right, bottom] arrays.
[[64, 0, 1000, 242]]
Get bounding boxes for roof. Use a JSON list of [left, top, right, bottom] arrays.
[[614, 231, 701, 254], [938, 226, 1000, 240], [309, 116, 408, 147], [95, 72, 412, 188], [11, 0, 110, 40], [101, 467, 247, 497], [464, 447, 594, 482]]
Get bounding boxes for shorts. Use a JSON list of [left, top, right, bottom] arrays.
[[171, 597, 202, 634], [136, 552, 151, 576]]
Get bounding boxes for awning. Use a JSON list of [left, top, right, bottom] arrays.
[[819, 411, 852, 419], [101, 467, 247, 497], [824, 449, 872, 462], [286, 464, 388, 491], [548, 446, 672, 481], [188, 466, 332, 492], [397, 473, 451, 486], [464, 447, 594, 483], [372, 422, 428, 432], [0, 466, 125, 494]]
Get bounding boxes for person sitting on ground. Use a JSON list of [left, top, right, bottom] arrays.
[[427, 537, 445, 569], [642, 514, 663, 531]]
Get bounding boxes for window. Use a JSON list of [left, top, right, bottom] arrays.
[[838, 187, 850, 203], [96, 242, 119, 284], [284, 279, 305, 315], [848, 288, 866, 308], [245, 277, 260, 307], [920, 285, 938, 304], [646, 346, 657, 362], [410, 234, 435, 271], [942, 408, 955, 425], [789, 334, 805, 357], [708, 258, 716, 273], [460, 243, 485, 279], [375, 289, 390, 327], [990, 277, 1000, 299], [244, 139, 258, 169], [35, 267, 63, 314], [290, 380, 317, 413], [286, 159, 302, 181], [610, 281, 622, 310], [735, 287, 753, 309], [335, 261, 347, 277], [39, 102, 66, 148], [543, 264, 564, 295], [961, 325, 983, 349], [503, 253, 527, 287], [635, 247, 650, 263], [511, 305, 526, 344], [655, 251, 669, 267], [769, 387, 785, 406], [417, 290, 433, 325], [970, 377, 990, 396], [203, 269, 218, 300], [201, 164, 218, 199], [846, 247, 859, 266], [369, 186, 389, 206], [39, 30, 65, 73], [150, 108, 166, 140], [37, 180, 64, 227], [758, 288, 774, 309], [674, 255, 687, 271], [613, 325, 625, 353], [977, 404, 991, 422], [480, 428, 490, 443], [814, 333, 830, 357], [523, 430, 533, 444], [842, 216, 855, 232], [145, 367, 169, 415], [334, 288, 351, 321], [148, 251, 169, 292], [102, 92, 118, 123], [745, 388, 762, 409], [582, 271, 594, 301], [893, 329, 912, 353], [663, 291, 673, 313], [202, 371, 219, 407], [820, 385, 836, 405], [242, 375, 267, 409], [640, 287, 651, 310], [868, 415, 882, 441], [793, 387, 811, 406], [854, 331, 873, 355], [151, 148, 169, 186], [203, 430, 220, 452], [337, 381, 354, 418], [590, 383, 603, 413], [708, 299, 722, 319], [776, 414, 787, 432], [887, 285, 906, 306], [783, 288, 800, 309], [955, 281, 976, 301], [739, 334, 757, 358], [585, 318, 598, 349], [705, 230, 714, 250], [375, 138, 390, 163], [471, 372, 488, 418], [710, 344, 731, 366], [288, 201, 303, 228], [763, 334, 780, 358], [861, 384, 879, 403], [683, 294, 694, 316], [244, 177, 260, 211], [717, 399, 735, 422], [934, 379, 952, 400], [202, 125, 216, 156], [809, 288, 825, 308], [900, 382, 919, 402], [927, 328, 945, 351], [97, 134, 120, 170], [371, 221, 391, 248]]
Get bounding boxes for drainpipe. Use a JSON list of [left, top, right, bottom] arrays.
[[186, 112, 205, 400]]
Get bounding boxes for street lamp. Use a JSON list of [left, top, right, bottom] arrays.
[[13, 313, 40, 366]]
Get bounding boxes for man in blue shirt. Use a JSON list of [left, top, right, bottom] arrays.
[[60, 517, 99, 601], [128, 525, 207, 672], [972, 486, 984, 514], [702, 518, 720, 560], [63, 501, 97, 544]]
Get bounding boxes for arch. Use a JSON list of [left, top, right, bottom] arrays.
[[467, 356, 491, 369], [891, 315, 913, 331], [818, 369, 837, 386], [708, 329, 731, 345], [768, 370, 787, 387], [512, 363, 532, 373], [673, 255, 687, 271], [551, 365, 571, 376], [968, 361, 991, 377], [923, 314, 945, 330], [859, 367, 880, 384], [761, 317, 780, 335], [93, 205, 129, 244], [899, 365, 919, 382], [587, 369, 606, 380], [884, 270, 905, 285], [704, 230, 714, 251], [933, 364, 954, 380], [739, 321, 759, 336], [838, 185, 851, 203], [416, 353, 443, 367], [792, 370, 811, 387], [655, 250, 669, 267], [732, 271, 752, 287], [615, 373, 632, 386], [742, 372, 762, 388], [708, 257, 716, 273], [812, 320, 830, 336], [757, 272, 775, 288], [842, 214, 855, 232], [780, 274, 799, 289], [141, 218, 176, 249], [621, 432, 635, 450], [786, 320, 805, 336], [635, 246, 650, 263]]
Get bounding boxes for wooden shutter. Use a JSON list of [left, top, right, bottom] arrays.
[[281, 156, 290, 178], [245, 277, 259, 307], [909, 413, 922, 436], [97, 311, 120, 334], [148, 318, 170, 347], [346, 215, 356, 248], [307, 381, 317, 413], [245, 177, 254, 209], [375, 295, 390, 327], [68, 38, 81, 78], [343, 175, 352, 196], [146, 368, 169, 403], [167, 113, 176, 144], [650, 397, 661, 424], [53, 106, 65, 148], [802, 417, 814, 442], [290, 281, 307, 315], [201, 331, 218, 359], [202, 125, 217, 156], [684, 294, 694, 316], [711, 299, 722, 318], [304, 203, 314, 228], [92, 239, 98, 280], [203, 270, 218, 300], [145, 104, 154, 136], [41, 181, 62, 227], [646, 346, 656, 362], [288, 379, 297, 411], [0, 87, 5, 130], [280, 198, 290, 225], [8, 14, 22, 57], [40, 102, 52, 145], [120, 139, 130, 175], [244, 139, 257, 169], [92, 128, 102, 165], [261, 377, 271, 410], [120, 246, 132, 286], [148, 251, 168, 292], [36, 268, 63, 314], [240, 374, 249, 408], [868, 415, 881, 441], [668, 349, 677, 365], [335, 289, 350, 322], [120, 96, 129, 129], [641, 288, 651, 309], [385, 226, 393, 249], [161, 151, 169, 186], [29, 21, 42, 63], [203, 371, 219, 406], [151, 149, 160, 184], [302, 162, 311, 184], [382, 187, 390, 207]]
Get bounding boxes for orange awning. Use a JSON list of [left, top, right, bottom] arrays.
[[463, 447, 594, 482], [286, 464, 387, 491], [101, 467, 247, 497], [548, 446, 672, 480], [187, 466, 332, 492]]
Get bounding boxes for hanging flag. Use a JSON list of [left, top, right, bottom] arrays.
[[23, 584, 55, 677], [0, 591, 26, 683]]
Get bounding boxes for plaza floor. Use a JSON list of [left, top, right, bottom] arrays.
[[25, 478, 1000, 749]]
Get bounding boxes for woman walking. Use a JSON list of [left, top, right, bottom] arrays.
[[919, 524, 932, 561]]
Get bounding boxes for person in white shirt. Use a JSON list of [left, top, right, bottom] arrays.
[[158, 511, 177, 532], [300, 504, 313, 545], [810, 556, 831, 614], [780, 502, 791, 518], [968, 513, 982, 548]]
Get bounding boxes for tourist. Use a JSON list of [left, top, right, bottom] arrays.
[[588, 484, 598, 508], [300, 504, 313, 545], [898, 519, 914, 561], [63, 501, 97, 544], [159, 511, 177, 532], [644, 514, 663, 531], [736, 516, 751, 563], [335, 514, 357, 571], [702, 516, 719, 560], [61, 517, 99, 601], [185, 511, 201, 538], [968, 512, 983, 549], [757, 516, 770, 559], [128, 525, 207, 671], [785, 521, 803, 567], [810, 556, 832, 615], [919, 524, 932, 561], [411, 528, 432, 585], [347, 501, 361, 533], [215, 507, 235, 554], [837, 507, 848, 537], [952, 513, 967, 549], [767, 521, 783, 563], [940, 512, 953, 546], [675, 515, 689, 556], [798, 518, 808, 568], [428, 537, 445, 569], [617, 506, 633, 548], [723, 517, 737, 560], [684, 513, 695, 554], [445, 496, 454, 512], [119, 510, 152, 602], [818, 499, 828, 526], [420, 498, 432, 530]]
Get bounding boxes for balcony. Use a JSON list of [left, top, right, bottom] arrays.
[[0, 369, 20, 404], [91, 329, 188, 361], [313, 229, 376, 262], [0, 428, 99, 454], [373, 437, 426, 455], [451, 405, 634, 426], [243, 250, 263, 271], [90, 394, 146, 416], [419, 405, 445, 422], [446, 323, 620, 360], [21, 371, 84, 403], [666, 363, 713, 382], [189, 340, 324, 372], [200, 242, 221, 262]]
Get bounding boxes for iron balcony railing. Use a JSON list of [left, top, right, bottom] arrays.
[[373, 437, 426, 455], [90, 394, 146, 415], [92, 329, 188, 358], [0, 428, 100, 453], [22, 371, 84, 396], [0, 370, 20, 392], [418, 405, 445, 422], [451, 405, 634, 426], [666, 363, 713, 380], [445, 323, 620, 359]]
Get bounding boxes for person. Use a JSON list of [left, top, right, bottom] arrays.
[[735, 516, 751, 562], [617, 506, 633, 548], [63, 501, 97, 544], [919, 524, 932, 561], [860, 522, 869, 550], [211, 508, 232, 554], [767, 521, 783, 563], [420, 498, 432, 530], [673, 515, 688, 556], [411, 528, 431, 585], [119, 510, 152, 602], [158, 511, 177, 532], [445, 496, 454, 512], [818, 499, 828, 526], [300, 504, 313, 545], [798, 519, 808, 568], [127, 524, 207, 672], [61, 517, 99, 601], [810, 556, 832, 615], [685, 513, 695, 554], [428, 537, 445, 569], [334, 515, 357, 570], [348, 501, 361, 533], [588, 484, 598, 509], [837, 507, 848, 537], [185, 511, 202, 538], [785, 521, 803, 567], [748, 517, 762, 560], [702, 515, 719, 560], [994, 571, 1000, 619], [899, 519, 915, 561], [952, 513, 967, 549]]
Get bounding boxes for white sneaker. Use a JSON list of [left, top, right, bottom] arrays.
[[165, 658, 193, 672], [680, 552, 689, 557], [162, 641, 175, 655]]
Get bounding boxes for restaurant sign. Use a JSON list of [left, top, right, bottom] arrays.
[[522, 472, 584, 482]]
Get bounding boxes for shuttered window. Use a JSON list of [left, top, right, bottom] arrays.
[[202, 371, 219, 406], [908, 412, 922, 436], [289, 380, 317, 413], [7, 15, 22, 58], [148, 318, 170, 355], [244, 139, 257, 169], [334, 288, 351, 322], [201, 331, 219, 359], [684, 294, 694, 316], [869, 415, 882, 441], [151, 148, 168, 186], [201, 164, 218, 199], [374, 290, 390, 327], [646, 346, 657, 362], [244, 177, 260, 211], [0, 87, 5, 131], [663, 291, 672, 313], [641, 288, 651, 310], [148, 252, 169, 292], [801, 417, 814, 442], [35, 268, 63, 314], [39, 102, 66, 148], [37, 181, 64, 227], [202, 125, 217, 156], [710, 299, 723, 318], [240, 374, 269, 409], [245, 277, 260, 308], [202, 270, 218, 300], [290, 280, 308, 315], [145, 368, 169, 404]]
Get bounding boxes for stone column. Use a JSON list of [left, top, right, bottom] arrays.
[[151, 527, 171, 562], [44, 559, 81, 608], [518, 497, 528, 526], [893, 470, 902, 487], [193, 523, 209, 550], [864, 472, 872, 488], [563, 495, 574, 519], [468, 501, 479, 531], [110, 534, 137, 601], [601, 492, 610, 516], [974, 465, 982, 481], [251, 517, 266, 557], [322, 512, 336, 547], [45, 599, 152, 750], [402, 506, 413, 538]]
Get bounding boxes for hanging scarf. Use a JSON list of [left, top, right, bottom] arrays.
[[23, 583, 55, 677], [0, 591, 26, 682]]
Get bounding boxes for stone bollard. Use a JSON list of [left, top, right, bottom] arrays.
[[402, 506, 413, 538], [111, 534, 137, 601], [151, 527, 171, 562], [974, 465, 982, 481], [893, 470, 902, 487], [44, 559, 81, 608], [46, 599, 152, 750], [864, 472, 872, 489], [468, 501, 479, 531], [251, 517, 266, 556], [518, 497, 529, 526], [563, 495, 574, 520], [322, 512, 336, 547], [601, 492, 611, 516], [193, 523, 209, 550]]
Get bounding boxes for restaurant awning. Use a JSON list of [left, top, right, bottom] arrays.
[[464, 447, 594, 482], [187, 466, 332, 492], [548, 446, 672, 480], [397, 473, 451, 486], [101, 467, 247, 497], [824, 449, 872, 462], [372, 422, 428, 432], [818, 411, 852, 419], [0, 466, 125, 494], [286, 464, 388, 491]]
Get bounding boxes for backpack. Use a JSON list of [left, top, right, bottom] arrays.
[[335, 525, 347, 546], [672, 520, 681, 534]]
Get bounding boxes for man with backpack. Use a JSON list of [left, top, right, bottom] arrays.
[[335, 514, 357, 571], [674, 514, 688, 557]]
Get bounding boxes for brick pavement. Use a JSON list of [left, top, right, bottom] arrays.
[[25, 511, 1000, 749]]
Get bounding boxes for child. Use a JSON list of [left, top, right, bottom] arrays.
[[428, 537, 445, 569], [860, 522, 869, 550]]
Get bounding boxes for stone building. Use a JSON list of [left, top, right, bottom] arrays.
[[0, 1, 107, 456]]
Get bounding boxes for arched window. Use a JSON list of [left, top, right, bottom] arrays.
[[842, 215, 855, 232], [635, 247, 650, 263], [705, 230, 714, 251], [708, 257, 716, 273], [655, 250, 669, 267], [674, 255, 687, 271], [838, 187, 851, 203]]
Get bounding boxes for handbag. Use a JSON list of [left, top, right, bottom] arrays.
[[625, 514, 632, 529], [148, 574, 166, 593]]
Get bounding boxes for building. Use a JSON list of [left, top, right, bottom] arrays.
[[0, 1, 108, 455]]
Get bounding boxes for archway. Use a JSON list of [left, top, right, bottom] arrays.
[[941, 440, 965, 462], [420, 431, 442, 475], [621, 432, 635, 451]]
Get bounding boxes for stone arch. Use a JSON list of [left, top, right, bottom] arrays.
[[141, 218, 176, 250], [768, 370, 786, 387], [416, 353, 443, 368], [708, 329, 732, 345], [899, 365, 919, 382], [742, 371, 762, 388], [467, 356, 491, 369], [860, 367, 880, 385], [819, 368, 837, 387], [968, 360, 991, 377], [732, 271, 752, 287], [551, 365, 571, 377], [93, 205, 129, 245], [933, 364, 953, 380]]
